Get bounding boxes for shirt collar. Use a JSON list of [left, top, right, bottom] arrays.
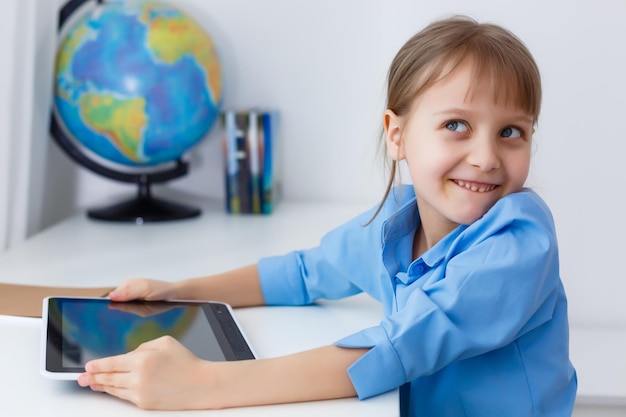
[[381, 196, 420, 244], [420, 225, 465, 268], [380, 191, 466, 269]]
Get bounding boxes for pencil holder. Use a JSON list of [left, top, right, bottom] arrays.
[[220, 110, 280, 214]]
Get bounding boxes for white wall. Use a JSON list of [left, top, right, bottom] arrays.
[[13, 0, 626, 326], [0, 0, 19, 249], [0, 0, 58, 250]]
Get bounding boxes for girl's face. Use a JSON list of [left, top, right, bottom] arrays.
[[384, 60, 533, 240]]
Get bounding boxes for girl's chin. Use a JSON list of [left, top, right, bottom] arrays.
[[449, 204, 496, 225]]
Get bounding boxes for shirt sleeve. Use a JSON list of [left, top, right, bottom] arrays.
[[336, 192, 563, 399], [258, 186, 415, 306], [257, 204, 386, 305], [257, 248, 363, 305]]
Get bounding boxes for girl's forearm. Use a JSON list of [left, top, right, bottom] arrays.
[[173, 264, 266, 307], [169, 269, 371, 408], [197, 345, 368, 409]]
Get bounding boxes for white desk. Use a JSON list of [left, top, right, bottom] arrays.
[[0, 200, 397, 416], [1, 200, 624, 416]]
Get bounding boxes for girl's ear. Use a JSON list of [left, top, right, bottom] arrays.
[[384, 109, 405, 161]]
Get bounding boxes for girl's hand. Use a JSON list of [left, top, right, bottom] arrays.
[[78, 340, 365, 410], [108, 278, 177, 302], [77, 336, 214, 410]]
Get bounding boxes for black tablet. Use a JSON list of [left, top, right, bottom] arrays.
[[41, 296, 256, 380]]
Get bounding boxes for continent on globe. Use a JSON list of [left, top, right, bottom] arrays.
[[79, 93, 147, 163], [54, 0, 222, 167]]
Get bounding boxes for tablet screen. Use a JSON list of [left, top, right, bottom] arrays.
[[42, 297, 255, 379]]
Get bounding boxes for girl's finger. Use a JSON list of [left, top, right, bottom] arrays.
[[86, 351, 136, 373], [96, 383, 134, 404], [88, 370, 131, 389]]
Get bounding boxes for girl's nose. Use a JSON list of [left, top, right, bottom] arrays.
[[466, 137, 501, 172]]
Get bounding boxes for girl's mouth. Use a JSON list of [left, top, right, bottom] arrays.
[[453, 180, 498, 193]]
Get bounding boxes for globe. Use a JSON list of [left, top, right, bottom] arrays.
[[51, 0, 223, 222]]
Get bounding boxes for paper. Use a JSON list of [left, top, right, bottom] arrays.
[[0, 283, 114, 318]]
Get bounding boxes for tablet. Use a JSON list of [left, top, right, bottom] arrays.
[[41, 296, 256, 380]]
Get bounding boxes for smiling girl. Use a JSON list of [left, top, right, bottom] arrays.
[[79, 15, 577, 416]]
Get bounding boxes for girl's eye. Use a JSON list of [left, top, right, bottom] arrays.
[[445, 120, 468, 133], [501, 126, 522, 138]]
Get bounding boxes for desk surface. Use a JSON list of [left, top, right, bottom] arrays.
[[0, 299, 395, 416], [0, 200, 624, 413]]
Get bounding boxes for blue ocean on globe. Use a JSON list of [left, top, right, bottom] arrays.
[[54, 0, 223, 167]]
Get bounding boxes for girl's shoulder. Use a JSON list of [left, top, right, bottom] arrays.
[[490, 189, 554, 222], [472, 188, 557, 239], [442, 190, 559, 268]]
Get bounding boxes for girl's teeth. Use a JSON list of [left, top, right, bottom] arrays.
[[456, 180, 494, 193]]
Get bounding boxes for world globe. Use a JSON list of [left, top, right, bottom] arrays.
[[51, 0, 223, 222]]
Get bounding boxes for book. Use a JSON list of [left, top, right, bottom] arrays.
[[221, 109, 279, 214], [260, 111, 278, 214]]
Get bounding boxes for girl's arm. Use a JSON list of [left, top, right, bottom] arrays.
[[109, 264, 265, 307], [78, 337, 368, 410]]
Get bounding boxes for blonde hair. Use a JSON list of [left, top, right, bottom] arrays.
[[372, 15, 542, 221]]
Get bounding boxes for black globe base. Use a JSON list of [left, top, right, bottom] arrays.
[[88, 195, 201, 223], [87, 177, 201, 223]]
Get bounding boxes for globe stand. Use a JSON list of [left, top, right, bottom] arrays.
[[50, 115, 202, 223], [87, 176, 201, 223]]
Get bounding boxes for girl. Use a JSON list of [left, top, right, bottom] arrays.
[[78, 15, 577, 416]]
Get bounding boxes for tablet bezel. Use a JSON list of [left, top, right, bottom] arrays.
[[41, 296, 256, 380]]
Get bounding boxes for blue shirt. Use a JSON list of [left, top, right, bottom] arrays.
[[258, 187, 577, 416]]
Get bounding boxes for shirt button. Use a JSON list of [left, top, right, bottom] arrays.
[[415, 265, 425, 273]]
